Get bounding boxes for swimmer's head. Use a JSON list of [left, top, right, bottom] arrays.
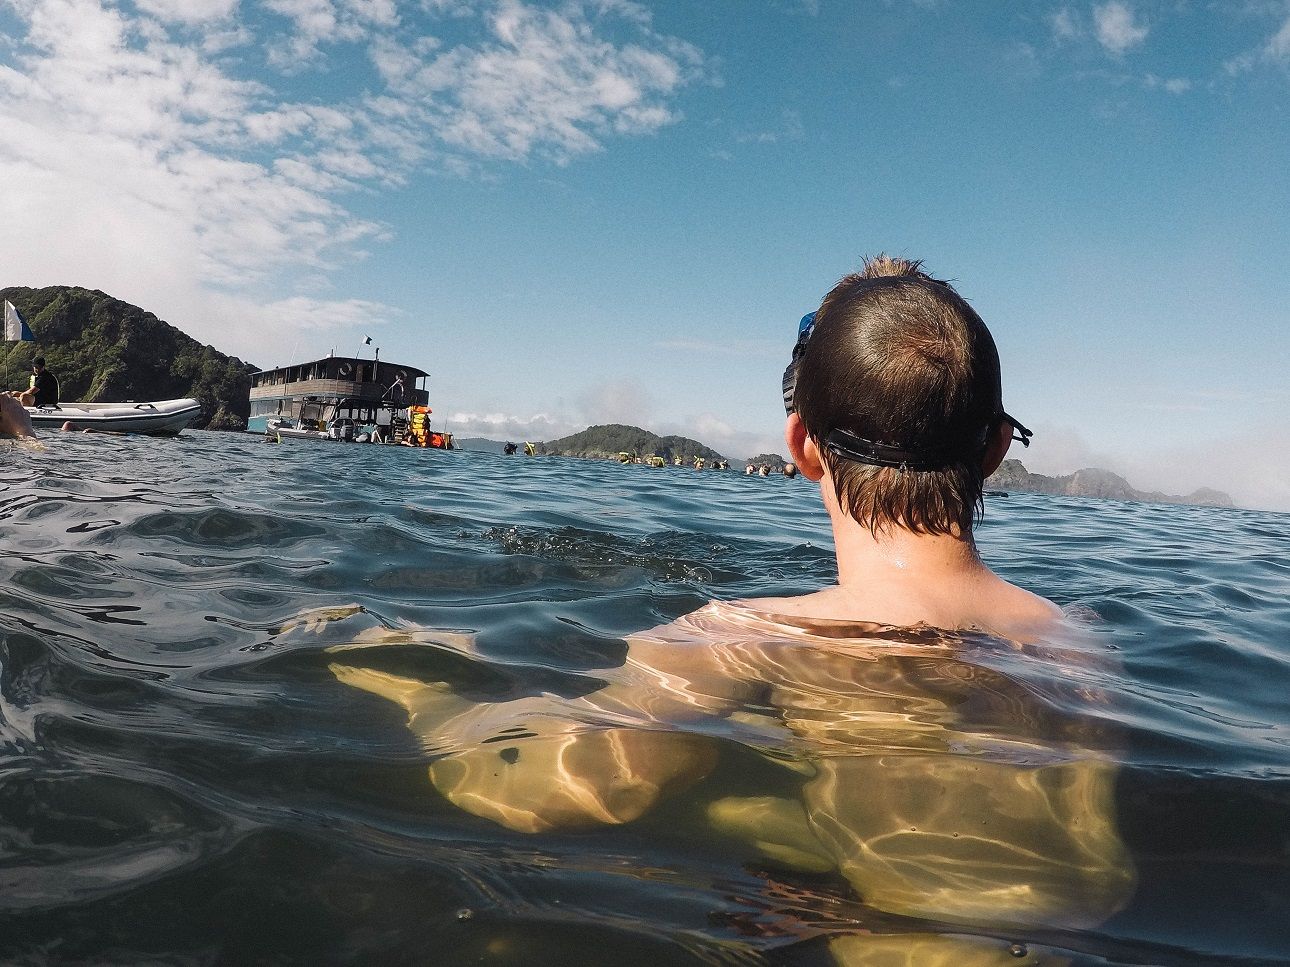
[[794, 254, 1023, 536]]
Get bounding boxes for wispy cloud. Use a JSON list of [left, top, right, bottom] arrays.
[[1051, 6, 1081, 43], [135, 0, 240, 24], [732, 108, 805, 145], [369, 0, 705, 163], [0, 0, 707, 361], [262, 0, 400, 67], [774, 0, 820, 16], [1143, 73, 1191, 94], [1093, 1, 1148, 55], [576, 379, 656, 427], [1225, 13, 1290, 74]]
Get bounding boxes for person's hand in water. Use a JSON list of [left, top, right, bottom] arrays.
[[0, 395, 37, 439]]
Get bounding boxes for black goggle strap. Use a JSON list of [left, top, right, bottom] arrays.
[[823, 414, 1025, 472], [1003, 412, 1032, 448], [823, 428, 966, 472]]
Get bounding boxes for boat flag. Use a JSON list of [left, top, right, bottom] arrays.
[[363, 335, 372, 345], [3, 301, 34, 342]]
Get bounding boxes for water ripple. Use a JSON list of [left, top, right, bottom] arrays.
[[0, 434, 1285, 963]]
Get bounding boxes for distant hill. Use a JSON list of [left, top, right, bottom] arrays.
[[747, 452, 788, 470], [537, 424, 726, 463], [987, 459, 1233, 507], [534, 426, 1234, 507], [1, 286, 257, 430]]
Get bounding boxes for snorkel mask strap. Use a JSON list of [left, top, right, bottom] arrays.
[[782, 311, 816, 415], [822, 427, 987, 472], [1003, 412, 1032, 447]]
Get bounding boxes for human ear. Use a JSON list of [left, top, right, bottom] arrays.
[[785, 413, 825, 481], [981, 418, 1013, 477]]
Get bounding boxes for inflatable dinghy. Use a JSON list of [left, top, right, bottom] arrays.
[[27, 398, 202, 436]]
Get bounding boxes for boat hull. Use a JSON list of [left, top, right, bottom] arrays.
[[28, 399, 202, 436], [259, 421, 454, 448]]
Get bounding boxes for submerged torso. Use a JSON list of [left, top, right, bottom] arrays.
[[327, 598, 1135, 948]]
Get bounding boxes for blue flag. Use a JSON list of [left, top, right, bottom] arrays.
[[3, 301, 33, 342]]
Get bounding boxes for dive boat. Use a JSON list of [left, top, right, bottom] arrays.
[[248, 352, 453, 448], [27, 398, 202, 436], [261, 397, 453, 449]]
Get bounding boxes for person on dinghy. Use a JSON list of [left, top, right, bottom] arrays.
[[11, 356, 58, 408]]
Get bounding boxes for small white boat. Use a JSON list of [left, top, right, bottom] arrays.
[[27, 398, 202, 436]]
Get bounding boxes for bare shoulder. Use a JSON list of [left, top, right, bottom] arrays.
[[739, 579, 1063, 642], [736, 590, 846, 618], [984, 580, 1064, 639]]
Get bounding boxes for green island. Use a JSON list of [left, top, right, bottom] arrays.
[[0, 285, 256, 430], [531, 424, 727, 464]]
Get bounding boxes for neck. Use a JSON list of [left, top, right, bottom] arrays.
[[822, 482, 988, 591], [833, 516, 985, 588]]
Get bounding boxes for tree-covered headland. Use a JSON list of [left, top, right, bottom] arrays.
[[0, 286, 257, 430]]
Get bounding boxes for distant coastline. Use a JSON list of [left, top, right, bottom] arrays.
[[0, 284, 1239, 510], [460, 424, 1235, 509], [986, 458, 1233, 508]]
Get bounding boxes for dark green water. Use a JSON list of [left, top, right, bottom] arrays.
[[0, 432, 1287, 965]]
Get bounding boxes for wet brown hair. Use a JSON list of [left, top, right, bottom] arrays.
[[794, 255, 1003, 536]]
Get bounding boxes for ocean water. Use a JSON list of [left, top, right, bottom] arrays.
[[0, 432, 1287, 966]]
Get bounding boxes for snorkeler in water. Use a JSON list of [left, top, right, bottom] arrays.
[[762, 254, 1052, 638], [0, 394, 37, 439], [327, 256, 1133, 965]]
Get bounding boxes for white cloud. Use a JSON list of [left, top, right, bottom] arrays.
[[733, 107, 804, 145], [1271, 17, 1290, 58], [1143, 73, 1191, 94], [263, 0, 400, 67], [371, 0, 705, 163], [1225, 14, 1290, 74], [0, 0, 706, 361], [189, 291, 402, 367], [135, 0, 240, 24], [443, 411, 574, 440], [1093, 2, 1148, 55], [576, 379, 656, 426], [1051, 6, 1080, 42], [0, 0, 370, 293]]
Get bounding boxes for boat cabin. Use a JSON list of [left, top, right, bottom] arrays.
[[248, 354, 430, 431]]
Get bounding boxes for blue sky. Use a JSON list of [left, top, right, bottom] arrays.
[[2, 0, 1287, 509]]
